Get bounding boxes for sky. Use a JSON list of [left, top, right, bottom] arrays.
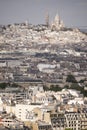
[[0, 0, 87, 27]]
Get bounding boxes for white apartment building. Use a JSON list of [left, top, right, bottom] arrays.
[[65, 112, 81, 130], [28, 85, 44, 98], [0, 118, 24, 129], [35, 92, 53, 104], [68, 97, 84, 105], [15, 104, 42, 121]]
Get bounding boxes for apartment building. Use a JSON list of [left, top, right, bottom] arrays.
[[80, 111, 87, 130], [65, 112, 81, 130], [32, 121, 52, 130], [50, 112, 66, 130]]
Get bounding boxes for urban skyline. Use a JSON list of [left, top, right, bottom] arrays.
[[0, 0, 87, 28], [0, 1, 87, 129]]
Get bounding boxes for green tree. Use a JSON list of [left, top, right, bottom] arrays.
[[11, 83, 20, 88], [0, 82, 21, 89], [43, 85, 49, 91], [70, 83, 87, 97], [49, 85, 62, 92], [79, 78, 86, 83], [64, 85, 69, 89], [70, 83, 80, 90], [0, 82, 9, 89], [66, 74, 77, 83]]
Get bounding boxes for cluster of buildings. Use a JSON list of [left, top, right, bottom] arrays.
[[0, 14, 87, 45], [0, 14, 87, 129], [0, 16, 87, 86], [0, 85, 87, 130]]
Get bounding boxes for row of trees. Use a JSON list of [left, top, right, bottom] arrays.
[[66, 74, 77, 83], [43, 74, 87, 96], [0, 74, 87, 96], [0, 82, 21, 89], [66, 74, 86, 84]]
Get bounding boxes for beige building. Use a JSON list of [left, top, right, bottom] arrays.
[[32, 121, 52, 130]]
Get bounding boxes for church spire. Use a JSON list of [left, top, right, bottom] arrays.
[[51, 13, 64, 31], [45, 12, 49, 27]]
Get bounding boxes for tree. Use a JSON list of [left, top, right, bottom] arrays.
[[11, 83, 20, 88], [70, 83, 87, 97], [0, 82, 9, 89], [43, 85, 49, 91], [79, 78, 86, 83], [0, 82, 21, 89], [66, 74, 77, 83], [49, 85, 62, 92], [64, 85, 69, 89], [70, 83, 80, 90]]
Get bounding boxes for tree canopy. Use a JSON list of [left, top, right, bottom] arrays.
[[0, 82, 21, 89], [66, 74, 77, 83]]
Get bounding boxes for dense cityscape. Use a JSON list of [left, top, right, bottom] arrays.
[[0, 14, 87, 130]]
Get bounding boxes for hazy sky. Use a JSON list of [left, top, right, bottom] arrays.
[[0, 0, 87, 27]]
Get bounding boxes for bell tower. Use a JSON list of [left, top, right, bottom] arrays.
[[45, 12, 49, 27]]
